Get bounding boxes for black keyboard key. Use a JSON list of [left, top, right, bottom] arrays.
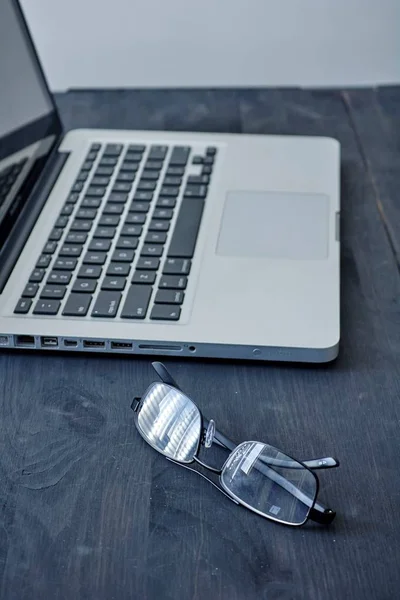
[[99, 157, 118, 167], [72, 279, 97, 294], [66, 232, 88, 244], [119, 161, 140, 173], [61, 204, 74, 216], [206, 146, 217, 156], [103, 203, 124, 215], [149, 220, 170, 232], [66, 193, 79, 204], [166, 166, 185, 177], [22, 283, 39, 298], [29, 268, 45, 283], [124, 152, 143, 163], [70, 220, 92, 232], [71, 182, 84, 193], [59, 245, 82, 258], [163, 176, 182, 187], [75, 208, 97, 220], [155, 289, 184, 304], [145, 232, 167, 244], [121, 224, 142, 237], [136, 257, 160, 271], [91, 176, 110, 187], [81, 160, 94, 171], [129, 201, 150, 213], [116, 236, 138, 250], [89, 239, 111, 252], [94, 226, 116, 239], [86, 187, 107, 198], [95, 166, 114, 177], [81, 197, 102, 208], [148, 145, 167, 161], [92, 291, 121, 318], [14, 298, 32, 314], [125, 213, 146, 225], [184, 185, 208, 199], [159, 275, 187, 290], [150, 305, 181, 321], [116, 172, 136, 183], [159, 187, 179, 197], [140, 170, 159, 181], [192, 156, 204, 165], [204, 156, 214, 165], [63, 294, 92, 317], [76, 172, 88, 182], [99, 215, 120, 227], [55, 216, 69, 228], [40, 285, 67, 300], [54, 258, 77, 270], [83, 252, 108, 265], [43, 241, 58, 254], [153, 208, 173, 220], [132, 271, 156, 284], [163, 258, 191, 275], [157, 197, 176, 209], [36, 255, 51, 268], [47, 271, 72, 285], [167, 197, 204, 259], [202, 165, 213, 175], [104, 144, 123, 156], [78, 265, 102, 279], [33, 299, 61, 315], [112, 182, 132, 193], [108, 192, 129, 204], [121, 285, 152, 319], [144, 162, 163, 173], [133, 191, 153, 202], [169, 146, 190, 166], [136, 181, 157, 192], [107, 263, 131, 276], [111, 249, 135, 263], [141, 245, 163, 257], [128, 144, 145, 153], [101, 277, 126, 291], [86, 151, 98, 161], [90, 143, 101, 151], [187, 174, 210, 185]]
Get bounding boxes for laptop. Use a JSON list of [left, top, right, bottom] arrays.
[[0, 0, 340, 363]]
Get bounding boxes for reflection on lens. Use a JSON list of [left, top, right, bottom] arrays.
[[137, 383, 201, 463], [220, 441, 317, 525]]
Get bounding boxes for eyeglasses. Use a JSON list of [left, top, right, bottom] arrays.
[[131, 362, 339, 527]]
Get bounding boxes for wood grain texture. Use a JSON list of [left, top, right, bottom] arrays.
[[0, 88, 400, 600]]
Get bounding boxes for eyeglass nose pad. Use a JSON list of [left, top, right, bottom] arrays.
[[131, 397, 141, 411]]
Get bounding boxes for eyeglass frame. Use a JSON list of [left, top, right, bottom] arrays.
[[131, 362, 339, 527]]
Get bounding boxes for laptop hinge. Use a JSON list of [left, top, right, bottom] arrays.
[[0, 148, 70, 294]]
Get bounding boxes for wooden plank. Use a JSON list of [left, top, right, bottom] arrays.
[[0, 88, 399, 600], [343, 86, 400, 265]]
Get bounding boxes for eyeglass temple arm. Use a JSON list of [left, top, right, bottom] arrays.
[[210, 425, 339, 470]]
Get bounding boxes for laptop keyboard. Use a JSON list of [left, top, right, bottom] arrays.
[[14, 142, 216, 321], [0, 158, 27, 210]]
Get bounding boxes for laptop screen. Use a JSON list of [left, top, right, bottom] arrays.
[[0, 0, 62, 255]]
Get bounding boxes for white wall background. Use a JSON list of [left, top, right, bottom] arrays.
[[21, 0, 400, 91]]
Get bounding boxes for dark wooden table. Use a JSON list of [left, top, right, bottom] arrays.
[[1, 87, 399, 600]]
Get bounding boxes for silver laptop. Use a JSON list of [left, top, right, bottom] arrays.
[[0, 0, 340, 363]]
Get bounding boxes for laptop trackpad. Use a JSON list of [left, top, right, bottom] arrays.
[[216, 191, 329, 260]]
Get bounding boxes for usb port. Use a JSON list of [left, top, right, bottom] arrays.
[[83, 340, 105, 348], [41, 336, 58, 348], [15, 335, 35, 347], [111, 341, 133, 350], [64, 339, 78, 347]]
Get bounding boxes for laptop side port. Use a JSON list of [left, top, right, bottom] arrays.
[[111, 341, 133, 350], [83, 340, 105, 348], [15, 335, 35, 347], [64, 339, 78, 347], [41, 337, 58, 348]]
